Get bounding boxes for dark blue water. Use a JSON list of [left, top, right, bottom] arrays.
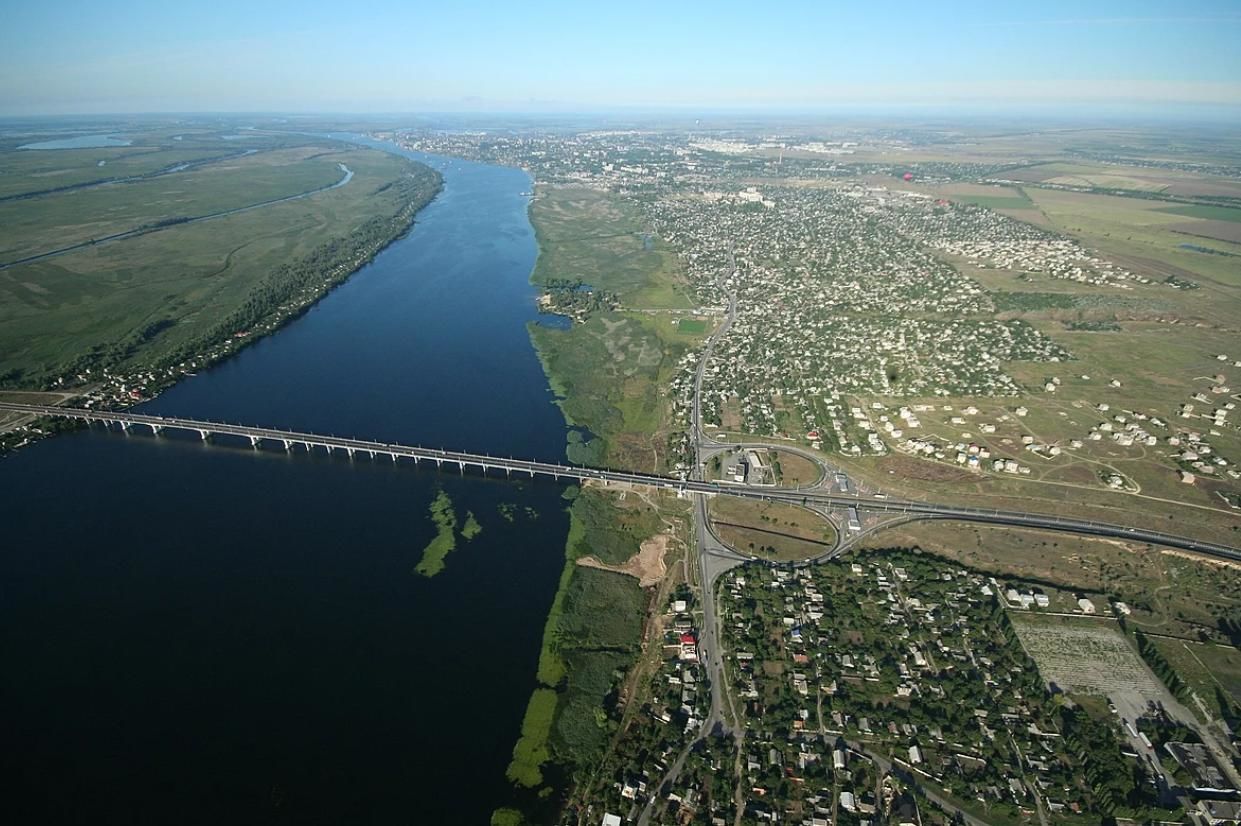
[[0, 142, 569, 824]]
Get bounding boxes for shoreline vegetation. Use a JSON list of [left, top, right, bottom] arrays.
[[498, 184, 705, 824], [501, 485, 658, 824], [1, 136, 442, 452]]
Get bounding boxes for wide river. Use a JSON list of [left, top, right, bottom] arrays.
[[0, 139, 571, 823]]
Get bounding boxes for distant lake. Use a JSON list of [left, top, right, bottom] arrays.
[[18, 134, 132, 149]]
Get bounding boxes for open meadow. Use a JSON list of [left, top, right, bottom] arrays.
[[528, 185, 702, 471], [707, 495, 836, 561], [0, 128, 438, 389]]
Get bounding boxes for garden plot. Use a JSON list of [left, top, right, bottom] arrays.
[[1011, 615, 1163, 698]]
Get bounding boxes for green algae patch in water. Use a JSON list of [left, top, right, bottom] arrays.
[[414, 490, 458, 577], [461, 510, 483, 540]]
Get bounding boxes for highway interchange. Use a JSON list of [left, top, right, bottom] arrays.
[[4, 356, 1239, 824]]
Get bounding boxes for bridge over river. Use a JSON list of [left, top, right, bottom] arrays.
[[4, 401, 1238, 564]]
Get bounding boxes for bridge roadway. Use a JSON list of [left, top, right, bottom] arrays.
[[5, 401, 1239, 564]]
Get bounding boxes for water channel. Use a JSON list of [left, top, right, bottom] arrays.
[[0, 140, 570, 823]]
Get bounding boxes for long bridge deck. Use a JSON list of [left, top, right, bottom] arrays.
[[4, 401, 1238, 563]]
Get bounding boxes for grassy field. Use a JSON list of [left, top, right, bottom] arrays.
[[0, 146, 344, 263], [1150, 637, 1241, 721], [531, 186, 692, 309], [859, 520, 1241, 644], [769, 449, 821, 486], [708, 495, 836, 561], [0, 134, 437, 388], [825, 308, 1241, 543], [531, 311, 700, 472], [1158, 205, 1241, 223], [942, 185, 1034, 211], [0, 126, 282, 199], [1025, 187, 1241, 290], [527, 185, 702, 471]]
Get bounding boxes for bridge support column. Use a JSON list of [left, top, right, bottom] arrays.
[[198, 429, 209, 441], [458, 461, 464, 473], [282, 439, 292, 451], [119, 420, 131, 432], [250, 435, 260, 448], [346, 448, 354, 459], [151, 424, 162, 436]]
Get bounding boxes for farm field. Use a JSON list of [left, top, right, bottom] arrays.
[[1023, 187, 1241, 289], [1010, 613, 1164, 699]]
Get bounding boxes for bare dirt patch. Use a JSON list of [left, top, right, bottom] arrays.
[[577, 532, 669, 588]]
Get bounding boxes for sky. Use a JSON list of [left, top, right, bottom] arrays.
[[1, 0, 1239, 117]]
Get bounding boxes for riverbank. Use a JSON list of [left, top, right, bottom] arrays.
[[498, 183, 707, 824], [1, 152, 441, 452], [524, 184, 701, 474], [499, 485, 673, 825], [1, 140, 572, 825], [0, 133, 441, 392]]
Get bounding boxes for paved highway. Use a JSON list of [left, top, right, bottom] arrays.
[[3, 400, 1238, 563]]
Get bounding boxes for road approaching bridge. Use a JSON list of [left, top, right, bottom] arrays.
[[4, 401, 1239, 564]]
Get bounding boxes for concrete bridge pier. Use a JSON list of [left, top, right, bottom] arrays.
[[282, 439, 292, 451], [198, 429, 209, 441], [249, 435, 260, 448], [346, 447, 355, 459], [457, 460, 464, 473], [150, 424, 163, 436], [119, 420, 131, 432]]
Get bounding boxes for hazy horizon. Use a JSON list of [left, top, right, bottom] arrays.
[[3, 0, 1239, 119]]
